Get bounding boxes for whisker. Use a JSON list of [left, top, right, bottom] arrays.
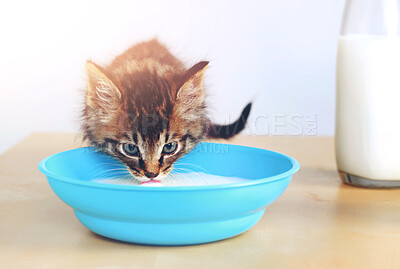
[[169, 171, 206, 186], [92, 168, 130, 176], [173, 163, 211, 174]]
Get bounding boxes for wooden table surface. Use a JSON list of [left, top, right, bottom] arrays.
[[1, 133, 399, 269]]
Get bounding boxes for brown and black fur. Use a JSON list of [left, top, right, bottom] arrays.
[[82, 39, 251, 182]]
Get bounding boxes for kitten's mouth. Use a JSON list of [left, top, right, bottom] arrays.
[[141, 179, 162, 185]]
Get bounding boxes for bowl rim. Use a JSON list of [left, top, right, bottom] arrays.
[[38, 142, 300, 192]]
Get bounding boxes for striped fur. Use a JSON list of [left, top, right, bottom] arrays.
[[82, 39, 251, 181]]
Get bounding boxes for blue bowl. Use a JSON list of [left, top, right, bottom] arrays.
[[39, 142, 299, 245]]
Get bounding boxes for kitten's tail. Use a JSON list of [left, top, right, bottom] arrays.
[[207, 103, 252, 139]]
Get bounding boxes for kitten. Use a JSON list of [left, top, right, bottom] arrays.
[[82, 39, 251, 182]]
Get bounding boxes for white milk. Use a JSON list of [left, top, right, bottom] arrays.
[[336, 35, 400, 180], [95, 172, 251, 186]]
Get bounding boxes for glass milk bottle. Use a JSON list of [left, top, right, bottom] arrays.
[[336, 0, 400, 188]]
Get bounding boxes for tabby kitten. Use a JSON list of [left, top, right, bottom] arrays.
[[82, 39, 251, 182]]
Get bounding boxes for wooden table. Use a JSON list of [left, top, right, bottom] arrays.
[[1, 134, 399, 268]]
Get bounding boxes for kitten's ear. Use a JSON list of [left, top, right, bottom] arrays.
[[86, 61, 121, 112], [176, 61, 209, 111]]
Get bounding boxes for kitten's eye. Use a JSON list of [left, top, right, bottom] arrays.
[[120, 143, 139, 157], [162, 142, 178, 155]]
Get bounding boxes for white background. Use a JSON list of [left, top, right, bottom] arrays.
[[0, 0, 345, 153]]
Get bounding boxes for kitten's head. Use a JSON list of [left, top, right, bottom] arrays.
[[82, 61, 209, 182]]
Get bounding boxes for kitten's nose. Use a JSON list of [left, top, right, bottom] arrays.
[[144, 171, 159, 179]]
